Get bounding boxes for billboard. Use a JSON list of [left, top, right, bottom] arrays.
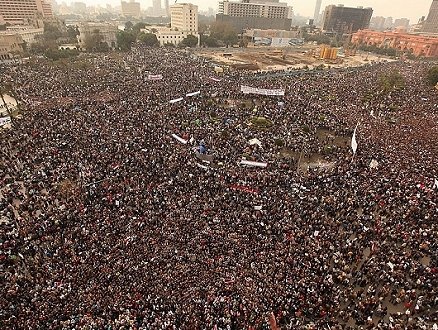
[[254, 37, 304, 47]]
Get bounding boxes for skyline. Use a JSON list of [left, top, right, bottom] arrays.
[[64, 0, 432, 24]]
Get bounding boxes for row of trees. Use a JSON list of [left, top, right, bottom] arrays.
[[26, 18, 244, 60]]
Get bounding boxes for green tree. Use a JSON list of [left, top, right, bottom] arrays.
[[118, 30, 136, 51], [204, 36, 219, 47], [66, 25, 80, 43], [209, 21, 227, 39], [377, 70, 404, 93], [137, 32, 159, 46], [124, 21, 134, 31], [133, 22, 147, 34], [223, 30, 238, 47], [181, 34, 198, 47], [427, 66, 438, 86]]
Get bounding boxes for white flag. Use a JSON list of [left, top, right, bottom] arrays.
[[351, 124, 358, 154]]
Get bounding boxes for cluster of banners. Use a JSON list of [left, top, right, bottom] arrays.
[[169, 91, 201, 104], [0, 116, 11, 127], [241, 85, 285, 96], [148, 74, 162, 80]]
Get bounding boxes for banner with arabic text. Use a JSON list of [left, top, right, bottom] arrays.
[[241, 85, 285, 96]]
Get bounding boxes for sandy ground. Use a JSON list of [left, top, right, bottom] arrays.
[[194, 45, 393, 72]]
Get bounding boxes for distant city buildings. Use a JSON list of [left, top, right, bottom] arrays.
[[121, 0, 140, 18], [370, 16, 410, 31], [321, 4, 373, 36], [216, 0, 293, 32]]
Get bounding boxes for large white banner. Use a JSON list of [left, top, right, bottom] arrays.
[[241, 85, 285, 96]]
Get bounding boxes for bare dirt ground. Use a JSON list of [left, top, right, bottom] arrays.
[[194, 45, 392, 72]]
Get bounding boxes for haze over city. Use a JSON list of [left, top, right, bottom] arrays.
[[66, 0, 432, 23]]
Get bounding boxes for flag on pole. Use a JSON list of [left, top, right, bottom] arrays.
[[351, 123, 358, 154]]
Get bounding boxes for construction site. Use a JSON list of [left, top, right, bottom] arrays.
[[193, 44, 389, 72]]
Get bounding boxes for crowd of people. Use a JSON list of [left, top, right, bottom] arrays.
[[1, 45, 437, 329]]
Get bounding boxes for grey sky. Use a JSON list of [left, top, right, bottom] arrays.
[[71, 0, 432, 24]]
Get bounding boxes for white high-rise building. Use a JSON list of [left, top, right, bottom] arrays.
[[164, 0, 169, 16], [170, 3, 198, 33], [313, 0, 322, 24]]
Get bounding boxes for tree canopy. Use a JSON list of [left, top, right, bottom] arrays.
[[181, 34, 198, 48], [427, 66, 438, 86], [137, 32, 159, 47]]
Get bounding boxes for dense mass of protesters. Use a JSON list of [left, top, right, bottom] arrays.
[[0, 45, 437, 329]]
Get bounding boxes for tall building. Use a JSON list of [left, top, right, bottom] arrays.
[[152, 0, 162, 16], [313, 0, 322, 25], [121, 0, 141, 18], [0, 0, 54, 25], [394, 18, 410, 29], [216, 0, 293, 32], [423, 0, 438, 33], [164, 0, 169, 17], [321, 5, 373, 36], [170, 3, 198, 33]]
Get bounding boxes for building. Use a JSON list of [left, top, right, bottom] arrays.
[[351, 27, 438, 58], [370, 16, 386, 30], [6, 26, 44, 44], [393, 18, 410, 30], [0, 0, 54, 25], [164, 0, 169, 17], [423, 0, 438, 33], [321, 5, 373, 36], [216, 0, 293, 32], [152, 0, 162, 16], [0, 33, 24, 61], [77, 22, 118, 50], [121, 0, 141, 18], [313, 0, 322, 25], [170, 3, 198, 33]]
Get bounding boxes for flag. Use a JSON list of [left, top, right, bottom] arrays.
[[351, 123, 358, 154], [435, 178, 438, 190], [269, 312, 278, 330]]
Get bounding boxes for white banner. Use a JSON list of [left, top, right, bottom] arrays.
[[186, 91, 201, 97], [148, 74, 162, 80], [171, 133, 188, 144], [241, 85, 285, 96], [0, 116, 11, 127], [169, 97, 184, 104], [240, 160, 267, 168]]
